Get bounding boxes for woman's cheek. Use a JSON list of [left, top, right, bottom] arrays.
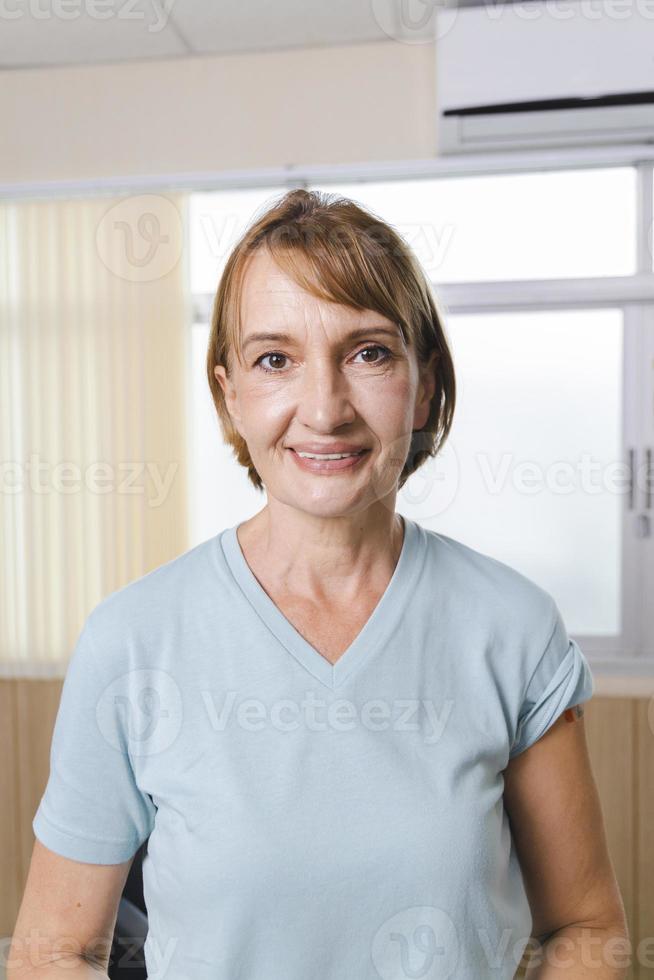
[[368, 376, 414, 424], [240, 391, 294, 443], [241, 378, 290, 412]]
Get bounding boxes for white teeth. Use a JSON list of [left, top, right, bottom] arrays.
[[296, 451, 360, 460]]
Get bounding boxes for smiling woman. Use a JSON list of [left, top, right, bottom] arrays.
[[21, 189, 628, 980], [206, 187, 456, 497]]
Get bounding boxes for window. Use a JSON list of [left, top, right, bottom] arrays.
[[190, 188, 287, 294], [309, 168, 636, 282], [408, 308, 624, 638]]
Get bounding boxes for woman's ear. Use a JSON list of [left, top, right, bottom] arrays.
[[214, 364, 245, 439], [413, 350, 439, 431]]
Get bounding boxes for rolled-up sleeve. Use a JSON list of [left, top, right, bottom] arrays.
[[509, 602, 595, 760]]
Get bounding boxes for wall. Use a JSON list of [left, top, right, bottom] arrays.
[[0, 40, 437, 185]]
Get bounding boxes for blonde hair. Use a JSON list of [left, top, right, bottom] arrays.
[[206, 187, 456, 491]]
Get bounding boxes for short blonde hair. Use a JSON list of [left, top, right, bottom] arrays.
[[206, 187, 456, 491]]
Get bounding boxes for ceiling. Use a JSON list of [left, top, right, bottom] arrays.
[[0, 0, 525, 70]]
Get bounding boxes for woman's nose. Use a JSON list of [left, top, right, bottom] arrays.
[[294, 356, 356, 431]]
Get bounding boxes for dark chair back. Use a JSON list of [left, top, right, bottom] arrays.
[[108, 840, 149, 980]]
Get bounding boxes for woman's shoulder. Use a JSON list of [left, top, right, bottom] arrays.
[[84, 533, 221, 651], [418, 523, 558, 637]]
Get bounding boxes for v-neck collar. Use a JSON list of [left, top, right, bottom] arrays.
[[218, 514, 427, 690]]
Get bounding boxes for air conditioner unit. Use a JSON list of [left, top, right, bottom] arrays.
[[436, 0, 654, 154]]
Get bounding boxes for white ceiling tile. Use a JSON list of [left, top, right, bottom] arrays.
[[0, 0, 467, 69], [170, 0, 391, 55], [0, 0, 188, 68]]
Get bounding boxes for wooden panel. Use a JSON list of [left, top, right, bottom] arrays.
[[637, 699, 654, 980], [585, 700, 635, 919], [0, 681, 19, 937], [3, 679, 63, 939], [584, 698, 637, 980]]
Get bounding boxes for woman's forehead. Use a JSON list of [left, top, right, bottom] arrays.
[[239, 251, 383, 328], [240, 297, 395, 339], [240, 249, 319, 312]]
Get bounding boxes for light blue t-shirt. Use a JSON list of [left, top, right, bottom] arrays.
[[33, 515, 594, 979]]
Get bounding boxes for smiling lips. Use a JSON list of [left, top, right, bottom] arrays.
[[288, 446, 369, 473], [289, 442, 367, 455]]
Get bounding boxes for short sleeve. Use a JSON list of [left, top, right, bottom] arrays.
[[509, 601, 595, 760], [32, 616, 156, 864]]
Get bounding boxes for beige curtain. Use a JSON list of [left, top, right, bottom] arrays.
[[0, 193, 190, 675]]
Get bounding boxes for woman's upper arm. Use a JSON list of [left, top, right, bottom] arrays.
[[8, 839, 134, 976], [503, 706, 628, 942]]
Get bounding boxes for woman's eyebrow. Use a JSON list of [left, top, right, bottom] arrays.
[[242, 325, 402, 352]]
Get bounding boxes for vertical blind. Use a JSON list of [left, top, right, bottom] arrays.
[[0, 193, 190, 675]]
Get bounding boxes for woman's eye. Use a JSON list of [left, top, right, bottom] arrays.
[[254, 352, 288, 373], [353, 344, 392, 365]]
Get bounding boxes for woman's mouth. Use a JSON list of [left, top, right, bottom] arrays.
[[287, 448, 369, 474]]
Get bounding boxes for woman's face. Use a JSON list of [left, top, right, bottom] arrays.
[[214, 247, 436, 519]]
